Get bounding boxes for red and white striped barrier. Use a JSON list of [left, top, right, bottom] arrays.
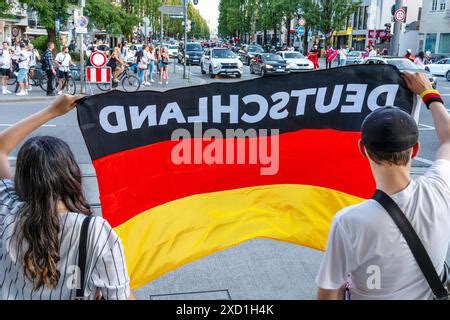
[[86, 66, 112, 84]]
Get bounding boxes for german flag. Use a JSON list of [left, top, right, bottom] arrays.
[[77, 65, 415, 289]]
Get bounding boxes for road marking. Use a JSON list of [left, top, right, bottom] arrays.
[[0, 124, 56, 127], [418, 124, 435, 131], [415, 157, 434, 165]]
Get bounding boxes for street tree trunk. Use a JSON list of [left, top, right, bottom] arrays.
[[47, 28, 57, 45], [286, 17, 291, 46]]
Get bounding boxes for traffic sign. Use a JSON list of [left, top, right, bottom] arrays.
[[394, 8, 406, 22], [75, 15, 89, 28], [298, 18, 306, 27], [75, 27, 87, 34], [297, 26, 305, 36], [90, 51, 107, 68], [86, 67, 111, 84]]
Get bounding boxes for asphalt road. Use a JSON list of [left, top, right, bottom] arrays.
[[1, 67, 450, 299]]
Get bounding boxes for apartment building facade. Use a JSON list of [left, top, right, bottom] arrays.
[[419, 0, 450, 55]]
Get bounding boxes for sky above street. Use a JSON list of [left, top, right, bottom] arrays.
[[197, 0, 220, 34]]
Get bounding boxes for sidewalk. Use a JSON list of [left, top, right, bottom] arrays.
[[0, 66, 206, 103]]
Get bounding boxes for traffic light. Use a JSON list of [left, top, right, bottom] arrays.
[[193, 0, 199, 5]]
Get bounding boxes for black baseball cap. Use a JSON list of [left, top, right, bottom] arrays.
[[361, 107, 418, 152]]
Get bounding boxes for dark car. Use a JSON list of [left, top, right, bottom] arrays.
[[239, 44, 265, 65], [178, 42, 204, 65], [249, 53, 290, 76]]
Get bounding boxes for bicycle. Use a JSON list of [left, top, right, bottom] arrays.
[[11, 66, 44, 92], [39, 69, 76, 95], [96, 65, 140, 92]]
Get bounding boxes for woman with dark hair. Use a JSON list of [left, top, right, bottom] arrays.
[[0, 95, 131, 300], [414, 51, 426, 70]]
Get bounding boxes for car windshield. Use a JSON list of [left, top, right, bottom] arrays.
[[387, 59, 418, 70], [186, 44, 203, 51], [248, 46, 264, 53], [262, 54, 284, 62], [283, 52, 304, 59], [212, 49, 235, 59]]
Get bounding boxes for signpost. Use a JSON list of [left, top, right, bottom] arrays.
[[77, 0, 86, 94], [390, 0, 403, 56], [298, 18, 306, 27], [90, 51, 107, 68], [297, 26, 305, 36], [394, 8, 406, 22]]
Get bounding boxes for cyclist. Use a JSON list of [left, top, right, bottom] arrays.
[[27, 43, 40, 92], [55, 46, 75, 95], [108, 47, 125, 86]]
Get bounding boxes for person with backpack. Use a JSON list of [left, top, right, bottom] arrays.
[[42, 42, 56, 96], [136, 45, 148, 85], [316, 72, 449, 300]]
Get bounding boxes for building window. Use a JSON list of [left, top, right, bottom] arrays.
[[439, 33, 450, 54], [431, 0, 438, 11], [425, 33, 437, 53], [353, 11, 358, 30], [358, 6, 364, 30], [439, 0, 446, 11], [363, 6, 368, 30]]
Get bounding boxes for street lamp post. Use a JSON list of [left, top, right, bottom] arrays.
[[183, 0, 188, 79], [390, 0, 403, 56], [78, 0, 85, 94]]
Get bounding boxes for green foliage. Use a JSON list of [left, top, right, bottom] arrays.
[[0, 0, 10, 13], [299, 0, 361, 41], [219, 0, 361, 44], [31, 36, 63, 55]]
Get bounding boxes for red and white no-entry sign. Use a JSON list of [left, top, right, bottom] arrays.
[[394, 8, 406, 22], [90, 51, 107, 68], [86, 66, 111, 84], [298, 18, 306, 27]]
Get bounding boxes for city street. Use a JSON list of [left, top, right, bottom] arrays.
[[1, 69, 450, 300]]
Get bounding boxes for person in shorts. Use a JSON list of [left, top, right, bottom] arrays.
[[1, 41, 12, 94], [55, 46, 74, 95], [16, 42, 30, 96]]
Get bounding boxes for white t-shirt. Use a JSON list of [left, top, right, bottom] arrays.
[[29, 49, 39, 67], [415, 57, 426, 69], [1, 50, 11, 69], [369, 49, 377, 57], [315, 159, 450, 300], [18, 50, 30, 70], [339, 49, 347, 59], [55, 52, 71, 72]]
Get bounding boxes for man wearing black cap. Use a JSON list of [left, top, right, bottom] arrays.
[[315, 72, 450, 300]]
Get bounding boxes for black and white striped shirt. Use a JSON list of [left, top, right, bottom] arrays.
[[0, 179, 130, 300]]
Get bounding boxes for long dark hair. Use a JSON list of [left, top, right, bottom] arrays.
[[14, 136, 92, 290]]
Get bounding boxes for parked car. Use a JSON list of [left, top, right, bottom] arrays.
[[200, 48, 243, 78], [277, 51, 313, 71], [167, 45, 178, 59], [239, 44, 265, 66], [363, 56, 437, 88], [425, 58, 450, 81], [249, 53, 290, 76], [178, 42, 204, 65], [346, 50, 365, 65]]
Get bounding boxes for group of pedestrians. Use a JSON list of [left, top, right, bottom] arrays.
[[134, 43, 170, 86], [0, 41, 41, 96]]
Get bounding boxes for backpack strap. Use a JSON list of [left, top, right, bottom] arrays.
[[372, 190, 448, 300], [74, 215, 93, 300]]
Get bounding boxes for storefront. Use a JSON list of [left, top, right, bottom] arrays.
[[352, 35, 366, 51]]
